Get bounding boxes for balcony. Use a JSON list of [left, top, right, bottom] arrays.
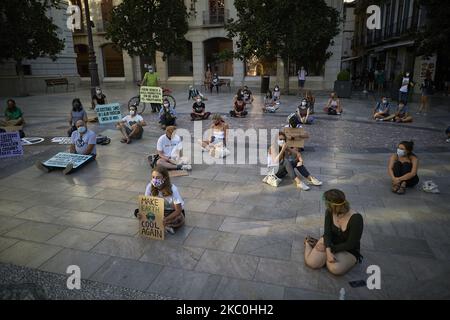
[[202, 9, 229, 26]]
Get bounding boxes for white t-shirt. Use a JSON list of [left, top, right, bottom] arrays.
[[157, 134, 181, 158], [144, 183, 184, 210], [298, 69, 307, 80], [400, 77, 410, 93], [122, 114, 144, 129], [71, 129, 97, 155]]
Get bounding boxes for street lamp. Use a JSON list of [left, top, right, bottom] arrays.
[[83, 0, 100, 97]]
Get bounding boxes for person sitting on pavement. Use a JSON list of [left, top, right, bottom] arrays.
[[1, 99, 25, 127], [200, 114, 229, 151], [188, 85, 206, 101], [323, 92, 343, 115], [68, 98, 88, 137], [267, 131, 322, 190], [304, 189, 364, 276], [35, 120, 97, 175], [263, 90, 279, 113], [372, 97, 391, 121], [117, 104, 146, 144], [388, 140, 419, 195], [230, 97, 248, 118], [305, 90, 315, 113], [211, 73, 220, 93], [135, 166, 185, 235], [150, 126, 191, 171], [298, 98, 315, 125], [382, 101, 412, 123], [273, 85, 281, 101], [159, 98, 176, 129], [242, 85, 254, 104], [191, 97, 211, 121], [91, 87, 107, 110]]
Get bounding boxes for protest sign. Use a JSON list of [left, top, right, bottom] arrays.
[[0, 131, 23, 159], [0, 125, 23, 132], [138, 195, 165, 240], [51, 137, 72, 145], [284, 127, 308, 148], [43, 152, 92, 168], [95, 103, 122, 124], [140, 86, 163, 104]]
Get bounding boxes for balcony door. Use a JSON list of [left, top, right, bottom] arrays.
[[209, 0, 225, 24]]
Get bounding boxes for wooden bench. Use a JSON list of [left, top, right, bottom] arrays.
[[219, 79, 231, 92], [45, 78, 75, 93]]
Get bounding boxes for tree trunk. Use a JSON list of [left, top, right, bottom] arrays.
[[16, 60, 28, 96], [283, 57, 290, 95]]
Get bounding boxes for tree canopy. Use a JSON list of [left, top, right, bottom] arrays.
[[106, 0, 189, 62]]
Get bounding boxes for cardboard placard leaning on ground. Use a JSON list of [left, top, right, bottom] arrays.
[[138, 195, 165, 241], [283, 127, 309, 148]]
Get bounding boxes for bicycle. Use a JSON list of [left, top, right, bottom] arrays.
[[128, 83, 176, 115]]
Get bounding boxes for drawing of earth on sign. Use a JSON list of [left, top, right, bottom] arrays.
[[21, 137, 44, 145], [145, 211, 156, 221]]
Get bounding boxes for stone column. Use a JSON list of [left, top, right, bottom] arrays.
[[155, 51, 167, 83], [232, 39, 244, 87]]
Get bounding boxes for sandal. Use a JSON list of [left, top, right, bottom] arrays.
[[304, 236, 319, 247], [126, 138, 131, 144], [397, 183, 406, 194], [120, 138, 127, 143], [391, 183, 400, 193]]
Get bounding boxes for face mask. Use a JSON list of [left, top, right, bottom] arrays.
[[196, 99, 202, 104], [148, 68, 153, 73], [96, 90, 101, 95], [73, 103, 81, 110], [397, 148, 406, 157], [164, 103, 169, 108], [151, 178, 164, 188], [130, 110, 136, 116], [301, 101, 307, 106], [78, 126, 86, 134], [382, 100, 387, 104], [277, 140, 285, 146]]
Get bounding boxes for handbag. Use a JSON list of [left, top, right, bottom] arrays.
[[262, 174, 282, 187], [209, 143, 230, 158]]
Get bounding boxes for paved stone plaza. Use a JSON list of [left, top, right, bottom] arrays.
[[0, 84, 449, 300]]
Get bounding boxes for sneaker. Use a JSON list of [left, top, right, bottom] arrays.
[[297, 181, 310, 191], [63, 162, 74, 175], [309, 176, 323, 186], [336, 112, 341, 115], [181, 164, 192, 171], [165, 227, 175, 234], [35, 161, 50, 173]]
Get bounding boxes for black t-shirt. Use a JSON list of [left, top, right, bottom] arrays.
[[92, 94, 106, 105], [192, 102, 205, 113]]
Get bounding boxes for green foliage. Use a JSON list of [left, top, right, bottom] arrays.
[[337, 69, 350, 81], [415, 0, 450, 58], [226, 0, 340, 74], [0, 0, 65, 63], [106, 0, 189, 61]]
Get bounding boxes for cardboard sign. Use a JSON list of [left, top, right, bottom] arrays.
[[95, 103, 122, 124], [51, 137, 72, 145], [140, 86, 163, 104], [0, 125, 23, 132], [284, 127, 308, 148], [43, 152, 92, 168], [138, 195, 165, 240], [0, 131, 23, 158]]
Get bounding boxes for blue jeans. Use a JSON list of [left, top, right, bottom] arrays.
[[399, 91, 408, 103]]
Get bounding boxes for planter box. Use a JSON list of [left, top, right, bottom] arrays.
[[334, 80, 352, 98]]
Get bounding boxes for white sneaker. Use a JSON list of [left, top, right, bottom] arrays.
[[181, 164, 192, 171], [165, 227, 175, 234], [297, 181, 310, 191], [309, 176, 323, 186]]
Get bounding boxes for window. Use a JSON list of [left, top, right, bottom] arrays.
[[168, 41, 193, 77], [102, 44, 124, 77], [209, 0, 225, 24], [204, 38, 233, 76]]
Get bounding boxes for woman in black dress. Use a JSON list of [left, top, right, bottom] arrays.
[[304, 189, 364, 276]]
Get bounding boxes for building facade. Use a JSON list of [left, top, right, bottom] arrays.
[[72, 0, 347, 91], [0, 1, 79, 96]]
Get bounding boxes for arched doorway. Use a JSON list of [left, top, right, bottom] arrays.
[[74, 44, 89, 77], [102, 43, 124, 77], [168, 41, 193, 77], [204, 37, 233, 76]]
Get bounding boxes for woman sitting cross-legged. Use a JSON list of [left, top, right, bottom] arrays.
[[388, 140, 419, 194], [267, 131, 322, 190], [135, 166, 185, 234], [304, 189, 364, 276]]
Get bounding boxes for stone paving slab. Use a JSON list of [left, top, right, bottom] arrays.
[[47, 227, 108, 251]]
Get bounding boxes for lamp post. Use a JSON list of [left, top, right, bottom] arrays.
[[83, 0, 100, 97]]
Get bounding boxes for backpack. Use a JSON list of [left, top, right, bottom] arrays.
[[96, 135, 111, 145]]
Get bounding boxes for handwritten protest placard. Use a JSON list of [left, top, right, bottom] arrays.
[[284, 127, 308, 148], [140, 86, 163, 104], [95, 103, 122, 124], [43, 152, 92, 168], [138, 195, 165, 240], [0, 131, 23, 159]]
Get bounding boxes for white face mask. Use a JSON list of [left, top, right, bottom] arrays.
[[196, 99, 202, 104], [277, 140, 285, 146], [164, 103, 169, 108], [130, 110, 136, 116], [301, 101, 307, 106], [382, 100, 387, 104], [397, 148, 406, 157], [96, 90, 101, 95]]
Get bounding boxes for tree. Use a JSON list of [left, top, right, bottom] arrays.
[[226, 0, 340, 93], [414, 0, 450, 58], [106, 0, 189, 66], [0, 0, 65, 96]]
